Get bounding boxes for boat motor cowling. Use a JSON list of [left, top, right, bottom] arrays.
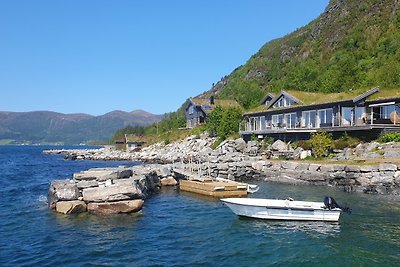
[[324, 196, 351, 214]]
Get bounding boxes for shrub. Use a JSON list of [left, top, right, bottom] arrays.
[[293, 140, 311, 150], [377, 132, 400, 143], [333, 132, 361, 149], [309, 131, 333, 158]]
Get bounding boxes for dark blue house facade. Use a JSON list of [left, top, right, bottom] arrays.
[[240, 87, 400, 141]]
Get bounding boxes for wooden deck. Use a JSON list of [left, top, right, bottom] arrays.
[[179, 180, 248, 198]]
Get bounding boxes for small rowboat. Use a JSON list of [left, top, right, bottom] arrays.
[[221, 197, 350, 222]]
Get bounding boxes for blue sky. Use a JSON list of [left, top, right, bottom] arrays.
[[0, 0, 329, 115]]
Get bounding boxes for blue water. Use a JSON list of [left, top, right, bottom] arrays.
[[0, 146, 399, 266]]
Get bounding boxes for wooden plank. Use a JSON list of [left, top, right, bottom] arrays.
[[179, 180, 247, 192], [179, 184, 248, 198]]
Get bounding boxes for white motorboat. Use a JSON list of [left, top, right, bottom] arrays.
[[221, 197, 349, 222]]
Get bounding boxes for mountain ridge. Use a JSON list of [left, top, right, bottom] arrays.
[[0, 109, 163, 145]]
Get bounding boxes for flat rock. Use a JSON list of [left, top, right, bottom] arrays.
[[160, 177, 178, 186], [82, 183, 142, 202], [379, 164, 398, 171], [77, 180, 98, 189], [87, 200, 144, 214], [56, 200, 87, 214]]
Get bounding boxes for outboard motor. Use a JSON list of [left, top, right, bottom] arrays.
[[324, 196, 351, 214]]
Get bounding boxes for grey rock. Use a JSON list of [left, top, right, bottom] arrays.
[[234, 138, 247, 152], [384, 150, 400, 158], [156, 166, 172, 177], [77, 180, 99, 189], [379, 164, 398, 171], [308, 164, 321, 172], [271, 140, 288, 151], [360, 165, 378, 173], [344, 165, 361, 172], [160, 177, 178, 186], [56, 200, 87, 214], [87, 199, 144, 214], [281, 161, 299, 170], [295, 163, 309, 171], [48, 180, 80, 209], [82, 183, 142, 202], [319, 165, 335, 172]]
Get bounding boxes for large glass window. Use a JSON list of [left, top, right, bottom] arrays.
[[319, 108, 333, 126], [302, 110, 316, 128], [188, 106, 194, 115], [285, 113, 297, 128], [272, 114, 284, 128], [341, 107, 352, 126], [380, 105, 395, 119]]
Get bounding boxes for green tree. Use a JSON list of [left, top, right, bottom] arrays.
[[309, 131, 333, 158], [206, 105, 223, 137], [206, 106, 242, 140]]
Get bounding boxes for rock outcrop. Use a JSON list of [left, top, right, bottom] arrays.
[[49, 165, 163, 214], [45, 137, 400, 195]]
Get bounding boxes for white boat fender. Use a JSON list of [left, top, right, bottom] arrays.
[[324, 196, 351, 214]]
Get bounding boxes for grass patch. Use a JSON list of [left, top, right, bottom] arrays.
[[0, 139, 15, 145]]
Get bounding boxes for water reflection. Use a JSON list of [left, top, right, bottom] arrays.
[[235, 217, 341, 237]]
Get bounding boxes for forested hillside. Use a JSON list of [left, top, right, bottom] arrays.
[[211, 0, 400, 109]]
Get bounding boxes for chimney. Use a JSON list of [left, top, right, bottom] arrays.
[[210, 95, 215, 105]]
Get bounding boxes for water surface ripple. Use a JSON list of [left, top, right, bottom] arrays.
[[0, 146, 399, 266]]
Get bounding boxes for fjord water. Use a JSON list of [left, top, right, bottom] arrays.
[[0, 146, 399, 266]]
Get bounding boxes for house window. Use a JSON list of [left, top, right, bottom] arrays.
[[302, 110, 316, 128], [188, 105, 194, 115], [380, 105, 395, 119], [341, 107, 353, 126], [318, 108, 333, 126], [273, 97, 285, 108], [272, 114, 284, 128], [285, 113, 297, 128], [273, 96, 296, 108]]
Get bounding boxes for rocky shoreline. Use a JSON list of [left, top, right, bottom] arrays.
[[46, 136, 400, 214], [48, 164, 182, 214]]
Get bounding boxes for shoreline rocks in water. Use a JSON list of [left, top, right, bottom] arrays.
[[48, 165, 171, 214], [45, 136, 400, 197]]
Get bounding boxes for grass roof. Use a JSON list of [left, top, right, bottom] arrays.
[[245, 87, 400, 114]]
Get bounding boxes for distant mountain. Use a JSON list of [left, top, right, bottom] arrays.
[[207, 0, 400, 109], [0, 110, 163, 145]]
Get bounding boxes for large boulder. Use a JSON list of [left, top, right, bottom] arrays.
[[56, 200, 87, 214], [234, 138, 247, 152], [271, 140, 287, 151], [160, 177, 178, 186], [48, 180, 80, 209], [87, 200, 144, 214], [82, 180, 142, 202]]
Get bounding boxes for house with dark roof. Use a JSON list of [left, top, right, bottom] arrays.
[[240, 87, 400, 141], [185, 97, 239, 128]]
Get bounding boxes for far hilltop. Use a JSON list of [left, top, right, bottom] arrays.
[[0, 109, 163, 145]]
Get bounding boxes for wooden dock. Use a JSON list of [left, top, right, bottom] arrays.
[[179, 179, 248, 198]]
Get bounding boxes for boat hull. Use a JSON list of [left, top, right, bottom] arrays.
[[221, 198, 341, 222]]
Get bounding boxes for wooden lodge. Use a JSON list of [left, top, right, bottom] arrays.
[[240, 87, 400, 141]]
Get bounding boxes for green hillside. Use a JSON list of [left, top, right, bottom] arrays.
[[212, 0, 400, 109]]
